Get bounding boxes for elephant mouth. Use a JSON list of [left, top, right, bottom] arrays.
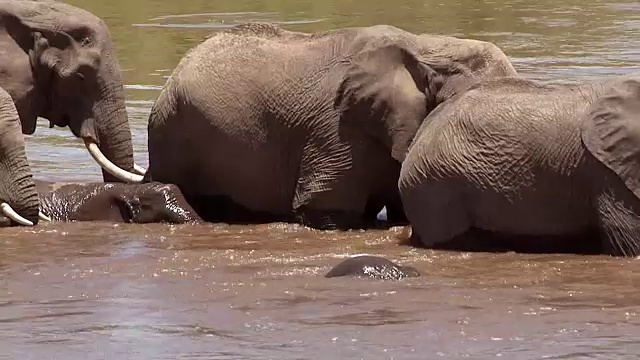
[[41, 111, 70, 130], [33, 70, 146, 184]]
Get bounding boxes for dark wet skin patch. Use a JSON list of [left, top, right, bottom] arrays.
[[325, 255, 420, 280]]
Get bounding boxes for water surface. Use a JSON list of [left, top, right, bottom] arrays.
[[5, 0, 640, 358]]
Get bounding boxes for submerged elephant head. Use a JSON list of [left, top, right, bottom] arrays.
[[0, 0, 144, 182], [325, 255, 420, 280], [335, 31, 517, 162], [38, 181, 201, 224], [0, 87, 39, 226]]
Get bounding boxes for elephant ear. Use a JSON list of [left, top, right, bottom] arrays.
[[580, 76, 640, 199], [335, 43, 442, 162], [3, 10, 100, 93]]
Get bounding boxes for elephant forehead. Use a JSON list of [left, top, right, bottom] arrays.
[[17, 2, 103, 29]]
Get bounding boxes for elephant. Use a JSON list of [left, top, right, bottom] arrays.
[[399, 73, 640, 257], [0, 86, 40, 226], [325, 255, 420, 280], [144, 22, 518, 230], [36, 180, 202, 224], [0, 0, 145, 183]]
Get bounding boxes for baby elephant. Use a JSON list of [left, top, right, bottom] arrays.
[[325, 255, 420, 280], [37, 181, 202, 224]]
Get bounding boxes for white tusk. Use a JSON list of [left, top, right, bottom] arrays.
[[39, 211, 51, 221], [0, 203, 34, 226], [84, 140, 144, 183], [133, 163, 147, 175]]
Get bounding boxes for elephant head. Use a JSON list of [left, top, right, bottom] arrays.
[[335, 35, 517, 162], [37, 181, 201, 224], [581, 73, 640, 200], [0, 87, 40, 226], [0, 1, 144, 182]]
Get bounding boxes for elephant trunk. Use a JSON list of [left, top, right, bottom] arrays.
[[2, 162, 40, 225], [79, 50, 144, 183], [95, 81, 135, 183], [0, 95, 39, 225]]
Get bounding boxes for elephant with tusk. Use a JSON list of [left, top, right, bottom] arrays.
[[144, 23, 518, 230], [0, 0, 145, 183]]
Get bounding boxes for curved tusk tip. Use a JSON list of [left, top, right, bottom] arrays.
[[39, 212, 52, 222], [133, 163, 147, 175], [83, 140, 145, 183], [0, 203, 34, 226]]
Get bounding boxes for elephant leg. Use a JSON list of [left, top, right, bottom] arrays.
[[295, 203, 367, 231], [294, 173, 370, 230], [594, 185, 640, 257], [402, 180, 471, 248], [292, 136, 372, 230], [184, 194, 285, 224]]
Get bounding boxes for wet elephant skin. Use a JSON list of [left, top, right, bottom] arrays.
[[325, 255, 420, 280], [36, 180, 202, 224]]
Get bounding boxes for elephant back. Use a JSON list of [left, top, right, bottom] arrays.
[[580, 72, 640, 199]]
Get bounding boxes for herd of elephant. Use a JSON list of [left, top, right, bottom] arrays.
[[0, 0, 639, 259]]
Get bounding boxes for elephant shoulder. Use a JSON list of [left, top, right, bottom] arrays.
[[352, 25, 413, 42], [412, 77, 555, 154], [420, 78, 510, 123], [463, 77, 550, 94], [408, 92, 472, 160], [163, 34, 253, 89], [580, 73, 640, 199], [450, 78, 557, 121], [414, 83, 481, 135], [209, 22, 310, 42]]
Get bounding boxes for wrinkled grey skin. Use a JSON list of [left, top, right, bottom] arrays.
[[400, 73, 640, 257], [0, 86, 38, 226], [145, 23, 517, 230], [0, 0, 136, 182], [36, 180, 201, 224], [325, 255, 420, 280]]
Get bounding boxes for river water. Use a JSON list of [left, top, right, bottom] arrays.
[[2, 0, 640, 358]]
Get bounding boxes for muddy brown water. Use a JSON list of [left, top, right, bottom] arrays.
[[2, 0, 640, 358]]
